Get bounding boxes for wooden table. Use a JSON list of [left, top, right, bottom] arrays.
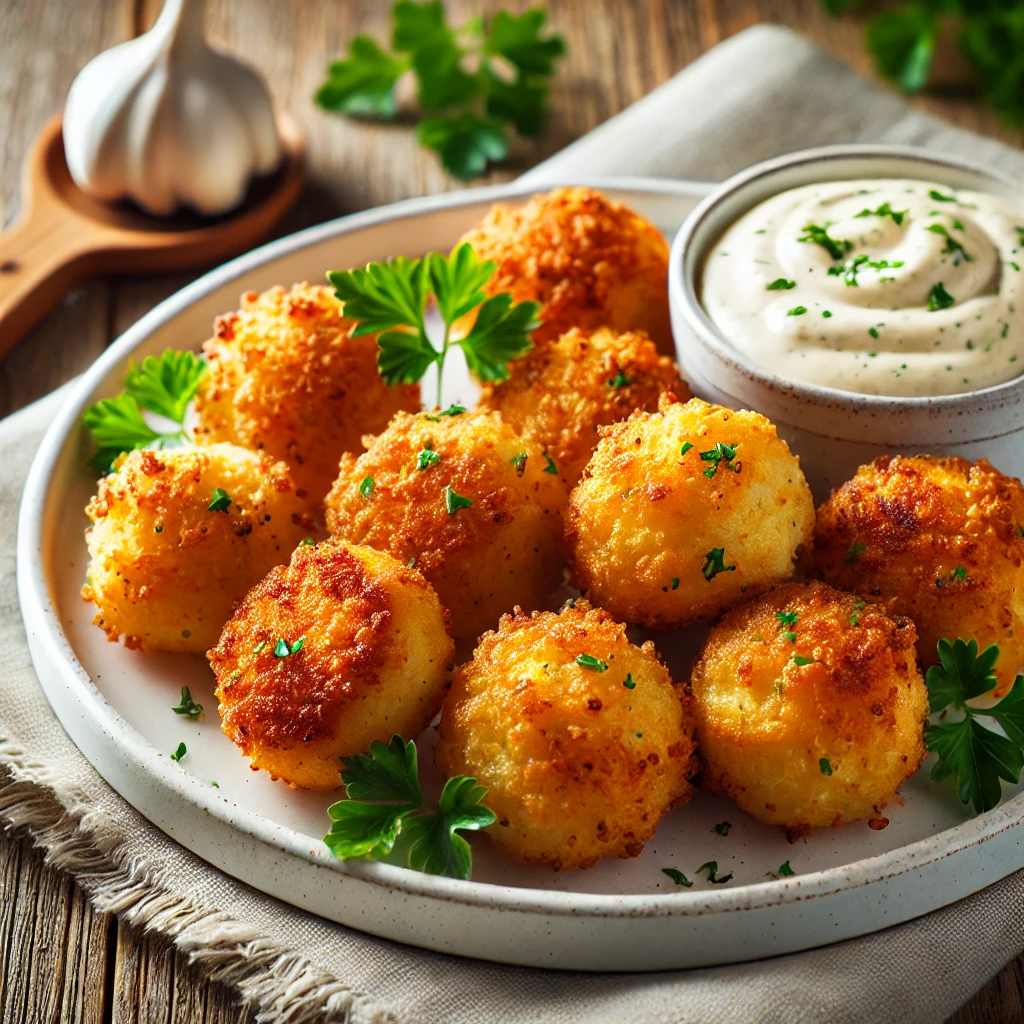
[[1, 1, 1022, 1021]]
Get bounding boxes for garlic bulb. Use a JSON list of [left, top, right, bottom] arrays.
[[63, 0, 282, 216]]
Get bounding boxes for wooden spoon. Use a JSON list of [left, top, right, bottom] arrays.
[[0, 112, 304, 358]]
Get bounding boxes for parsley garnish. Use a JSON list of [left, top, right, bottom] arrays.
[[662, 867, 693, 887], [623, 674, 636, 690], [697, 861, 733, 884], [316, 6, 565, 179], [929, 189, 956, 203], [511, 451, 527, 475], [778, 860, 795, 877], [253, 640, 267, 654], [827, 254, 905, 287], [926, 223, 973, 265], [82, 350, 205, 474], [702, 548, 736, 581], [670, 577, 680, 590], [787, 305, 807, 316], [360, 476, 375, 499], [714, 821, 732, 836], [793, 655, 814, 667], [208, 488, 232, 513], [170, 742, 187, 763], [766, 278, 797, 291], [819, 757, 833, 775], [576, 654, 608, 672], [416, 446, 442, 470], [323, 735, 495, 879], [777, 610, 798, 642], [850, 599, 866, 626], [699, 442, 740, 478], [301, 537, 316, 546], [928, 282, 956, 311], [444, 485, 473, 514], [329, 244, 539, 405], [680, 441, 694, 457], [926, 638, 1024, 813], [798, 222, 852, 261], [845, 541, 867, 564], [171, 686, 203, 720], [274, 637, 306, 658], [855, 202, 907, 225], [542, 452, 558, 474], [609, 372, 631, 388]]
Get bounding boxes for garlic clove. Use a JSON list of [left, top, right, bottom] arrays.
[[63, 0, 283, 217]]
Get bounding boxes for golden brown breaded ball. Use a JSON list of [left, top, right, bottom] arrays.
[[566, 395, 815, 629], [83, 443, 311, 653], [435, 600, 697, 870], [458, 187, 674, 353], [691, 580, 927, 835], [325, 409, 567, 647], [209, 540, 454, 790], [477, 327, 691, 488], [194, 283, 421, 506], [814, 455, 1024, 696]]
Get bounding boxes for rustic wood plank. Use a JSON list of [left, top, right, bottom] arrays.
[[0, 828, 111, 1024]]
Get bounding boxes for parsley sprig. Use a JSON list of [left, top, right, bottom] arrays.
[[171, 686, 203, 720], [799, 222, 853, 261], [925, 638, 1024, 814], [323, 735, 496, 880], [82, 350, 205, 474], [328, 243, 539, 406], [315, 3, 566, 178]]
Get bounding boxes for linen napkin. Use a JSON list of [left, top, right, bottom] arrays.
[[4, 24, 1024, 1024]]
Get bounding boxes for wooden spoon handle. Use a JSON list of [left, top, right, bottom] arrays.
[[0, 206, 102, 360]]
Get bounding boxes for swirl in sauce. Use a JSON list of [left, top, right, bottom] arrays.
[[701, 179, 1024, 396]]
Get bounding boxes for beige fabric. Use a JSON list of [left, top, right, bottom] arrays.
[[3, 24, 1024, 1024]]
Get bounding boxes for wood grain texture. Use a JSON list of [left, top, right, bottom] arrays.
[[1, 1, 1023, 1022]]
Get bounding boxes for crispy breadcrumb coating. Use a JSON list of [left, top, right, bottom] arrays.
[[814, 455, 1024, 696], [210, 540, 454, 790], [83, 443, 311, 653], [435, 600, 698, 870], [324, 409, 567, 647], [194, 283, 420, 506], [477, 327, 690, 487], [691, 580, 927, 836], [566, 395, 815, 628], [458, 187, 674, 353]]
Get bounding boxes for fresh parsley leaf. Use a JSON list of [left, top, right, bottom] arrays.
[[576, 654, 608, 672], [416, 446, 442, 470], [417, 113, 509, 179], [171, 686, 203, 720], [700, 442, 740, 478], [787, 306, 807, 316], [680, 442, 694, 456], [866, 5, 936, 93], [208, 487, 232, 513], [925, 638, 1024, 813], [662, 867, 693, 887], [766, 278, 797, 290], [482, 67, 548, 136], [124, 351, 206, 422], [413, 40, 479, 112], [798, 222, 852, 260], [391, 0, 450, 52], [315, 36, 409, 117], [459, 293, 539, 381], [429, 244, 495, 324], [444, 485, 473, 514], [702, 547, 736, 581], [697, 861, 733, 884], [324, 735, 494, 878], [794, 655, 815, 667], [170, 742, 187, 763], [82, 395, 163, 473], [484, 9, 566, 75], [329, 257, 429, 338], [855, 202, 907, 226], [928, 281, 955, 311]]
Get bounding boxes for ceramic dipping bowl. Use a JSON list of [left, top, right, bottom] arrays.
[[668, 145, 1024, 501]]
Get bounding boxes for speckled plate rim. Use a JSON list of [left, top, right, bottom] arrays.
[[16, 175, 1024, 939]]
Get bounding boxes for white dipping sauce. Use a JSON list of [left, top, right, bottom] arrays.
[[701, 179, 1024, 396]]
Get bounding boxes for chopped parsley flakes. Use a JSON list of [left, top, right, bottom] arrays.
[[662, 867, 692, 887], [699, 442, 740, 478], [798, 222, 852, 261], [208, 488, 232, 513], [702, 548, 735, 581], [766, 278, 796, 291], [416, 446, 442, 470], [360, 476, 375, 499], [576, 654, 608, 672], [444, 485, 473, 515], [819, 757, 833, 775], [171, 686, 203, 720], [928, 282, 955, 311]]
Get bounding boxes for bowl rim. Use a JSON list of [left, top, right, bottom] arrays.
[[669, 143, 1024, 411]]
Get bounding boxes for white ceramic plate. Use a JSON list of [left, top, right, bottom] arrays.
[[18, 177, 1024, 972]]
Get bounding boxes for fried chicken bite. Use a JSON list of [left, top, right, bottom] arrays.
[[435, 600, 698, 870], [210, 540, 454, 790], [459, 187, 674, 353], [477, 326, 690, 487], [194, 283, 421, 506], [690, 581, 927, 836], [566, 395, 815, 629], [83, 443, 311, 653], [324, 408, 567, 647], [814, 455, 1024, 696]]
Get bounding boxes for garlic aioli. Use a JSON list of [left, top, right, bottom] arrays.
[[701, 179, 1024, 396]]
